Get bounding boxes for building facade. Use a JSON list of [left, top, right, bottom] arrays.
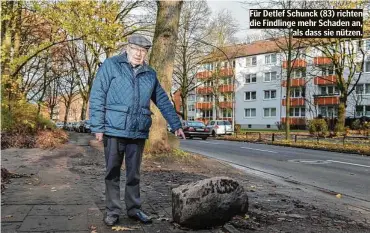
[[193, 38, 370, 129]]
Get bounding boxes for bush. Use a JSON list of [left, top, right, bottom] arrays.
[[351, 119, 362, 130], [308, 119, 328, 137], [36, 129, 68, 149]]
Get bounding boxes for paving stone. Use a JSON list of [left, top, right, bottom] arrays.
[[18, 215, 88, 232], [1, 222, 22, 233], [1, 205, 33, 222], [28, 205, 89, 216]]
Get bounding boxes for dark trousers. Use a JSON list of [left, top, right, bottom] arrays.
[[103, 135, 145, 217]]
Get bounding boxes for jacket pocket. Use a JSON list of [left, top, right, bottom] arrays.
[[139, 108, 152, 132], [105, 105, 129, 130]]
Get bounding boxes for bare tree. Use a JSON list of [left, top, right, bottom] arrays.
[[172, 0, 211, 120]]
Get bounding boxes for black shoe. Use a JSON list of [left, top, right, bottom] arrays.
[[104, 215, 119, 226], [129, 210, 152, 224]]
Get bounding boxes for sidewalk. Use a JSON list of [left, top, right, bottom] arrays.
[[2, 132, 370, 232]]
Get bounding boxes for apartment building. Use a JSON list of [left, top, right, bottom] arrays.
[[193, 38, 370, 129]]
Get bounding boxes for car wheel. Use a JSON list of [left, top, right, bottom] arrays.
[[202, 137, 207, 140], [212, 131, 216, 137], [189, 136, 193, 139]]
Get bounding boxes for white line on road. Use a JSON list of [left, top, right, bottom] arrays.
[[241, 147, 278, 153], [327, 160, 370, 168], [201, 141, 219, 145]]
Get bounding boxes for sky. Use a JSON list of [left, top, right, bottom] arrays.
[[207, 0, 261, 42]]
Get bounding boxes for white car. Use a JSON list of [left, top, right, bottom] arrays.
[[55, 122, 64, 128], [206, 120, 234, 136]]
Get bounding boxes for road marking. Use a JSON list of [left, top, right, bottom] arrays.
[[241, 147, 278, 153], [201, 141, 219, 145], [327, 160, 370, 168]]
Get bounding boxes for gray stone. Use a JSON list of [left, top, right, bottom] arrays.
[[172, 177, 248, 229], [1, 205, 33, 222]]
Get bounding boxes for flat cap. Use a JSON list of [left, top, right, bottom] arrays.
[[128, 34, 152, 49]]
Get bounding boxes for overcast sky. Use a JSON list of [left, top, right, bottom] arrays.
[[207, 0, 261, 42]]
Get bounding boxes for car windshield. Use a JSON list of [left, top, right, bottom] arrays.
[[188, 122, 205, 127], [224, 121, 231, 125]]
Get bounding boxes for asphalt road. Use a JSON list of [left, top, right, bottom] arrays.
[[180, 138, 370, 203]]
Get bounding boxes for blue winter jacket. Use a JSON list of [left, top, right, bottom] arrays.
[[89, 53, 182, 139]]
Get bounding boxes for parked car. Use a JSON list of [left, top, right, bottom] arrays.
[[182, 121, 210, 140], [75, 121, 84, 133], [207, 120, 234, 136], [64, 122, 74, 131], [83, 120, 91, 133], [55, 122, 64, 128]]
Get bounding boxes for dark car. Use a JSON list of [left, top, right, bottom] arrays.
[[182, 121, 210, 140]]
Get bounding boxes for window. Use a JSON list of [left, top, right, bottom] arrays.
[[246, 56, 257, 66], [265, 54, 277, 64], [356, 105, 370, 117], [264, 72, 277, 82], [204, 80, 213, 87], [320, 86, 339, 95], [245, 91, 257, 101], [245, 108, 256, 118], [264, 90, 277, 99], [356, 61, 370, 73], [202, 110, 213, 118], [264, 108, 277, 117], [319, 106, 338, 117], [204, 63, 213, 71], [188, 116, 195, 121], [291, 69, 306, 78], [267, 125, 271, 128], [188, 104, 195, 111], [222, 109, 232, 118], [248, 124, 252, 128], [204, 95, 213, 102], [289, 107, 306, 117], [356, 84, 364, 94], [322, 66, 335, 76], [188, 94, 195, 101], [245, 74, 257, 83], [290, 87, 305, 98], [366, 40, 370, 50], [223, 78, 232, 85]]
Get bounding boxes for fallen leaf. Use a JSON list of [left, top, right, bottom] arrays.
[[90, 225, 97, 230], [244, 214, 250, 220], [68, 216, 74, 220], [112, 226, 137, 231], [2, 215, 13, 219], [336, 193, 342, 199], [157, 217, 169, 221]]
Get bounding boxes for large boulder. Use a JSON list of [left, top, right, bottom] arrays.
[[172, 176, 248, 229]]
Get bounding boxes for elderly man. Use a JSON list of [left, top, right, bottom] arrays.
[[89, 34, 185, 226]]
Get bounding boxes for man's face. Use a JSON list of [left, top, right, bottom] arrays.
[[126, 44, 148, 66]]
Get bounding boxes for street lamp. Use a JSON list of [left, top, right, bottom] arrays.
[[193, 38, 236, 132]]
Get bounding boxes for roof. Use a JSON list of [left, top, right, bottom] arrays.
[[200, 37, 310, 64]]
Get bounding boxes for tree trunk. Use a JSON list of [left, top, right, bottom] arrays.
[[335, 97, 346, 133], [80, 98, 87, 120], [180, 94, 188, 120], [147, 0, 183, 154]]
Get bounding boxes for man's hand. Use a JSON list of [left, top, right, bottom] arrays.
[[175, 128, 186, 140], [95, 133, 103, 142]]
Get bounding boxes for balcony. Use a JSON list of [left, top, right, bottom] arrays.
[[218, 84, 234, 93], [196, 102, 213, 110], [219, 101, 232, 109], [282, 97, 305, 106], [314, 57, 332, 66], [196, 70, 212, 79], [195, 68, 233, 79], [281, 117, 306, 125], [281, 78, 305, 87], [282, 59, 307, 69], [218, 68, 233, 77], [314, 75, 337, 85], [197, 87, 212, 94], [314, 95, 340, 105]]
